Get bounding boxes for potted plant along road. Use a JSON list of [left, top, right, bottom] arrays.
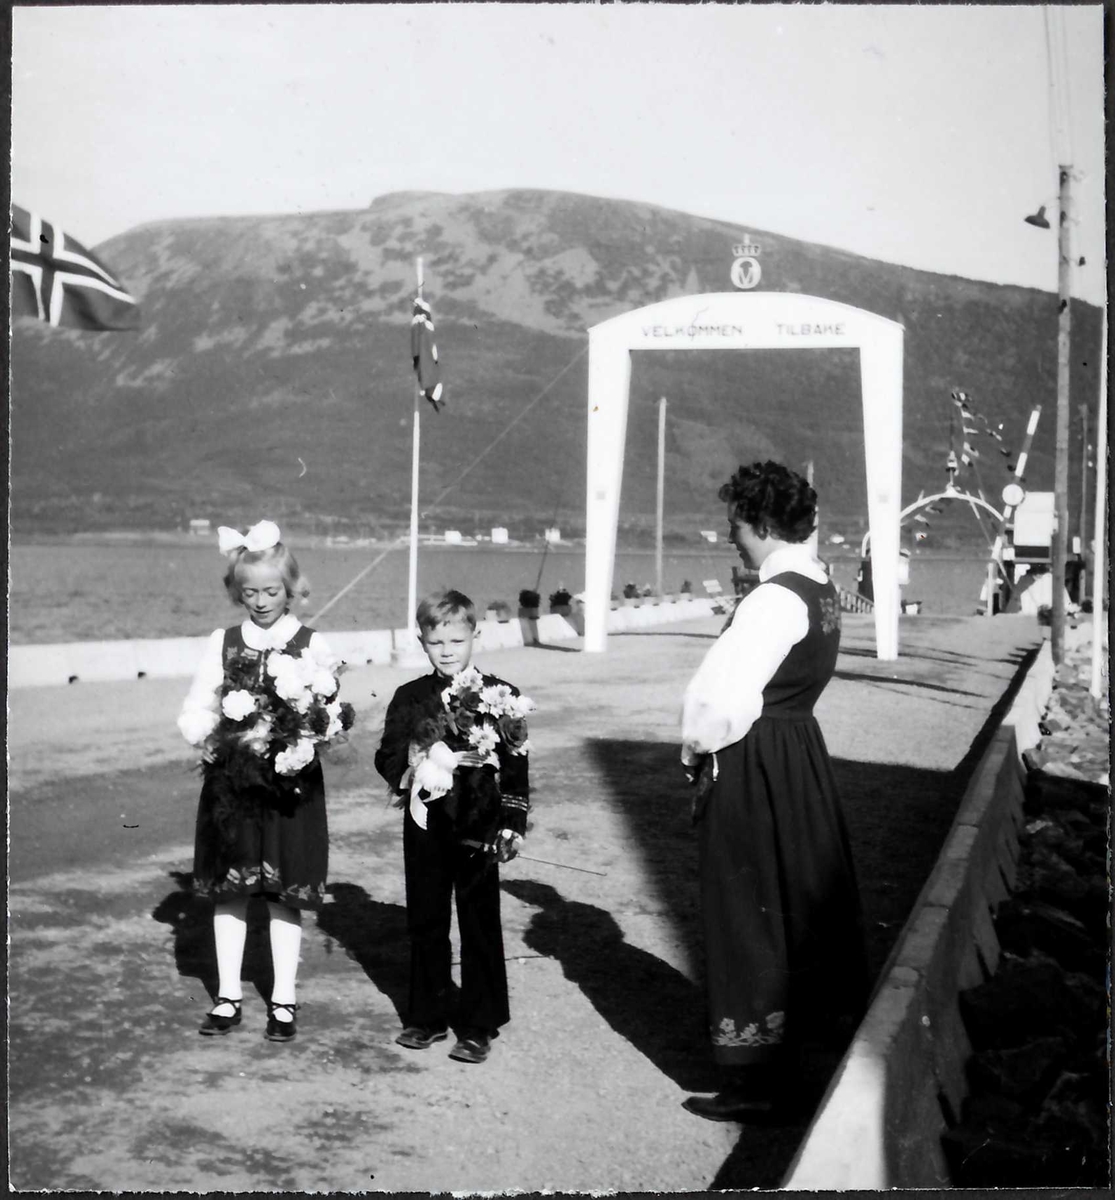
[[485, 599, 513, 623], [548, 586, 573, 616], [518, 588, 541, 620]]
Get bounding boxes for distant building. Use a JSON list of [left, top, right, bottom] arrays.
[[491, 526, 509, 545], [544, 527, 562, 544], [699, 530, 718, 543], [189, 518, 211, 536], [444, 529, 463, 545]]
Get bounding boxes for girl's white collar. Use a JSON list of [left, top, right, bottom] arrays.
[[240, 611, 300, 648]]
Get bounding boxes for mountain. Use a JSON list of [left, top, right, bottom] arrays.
[[10, 188, 1103, 545]]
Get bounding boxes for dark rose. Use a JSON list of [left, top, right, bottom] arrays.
[[457, 689, 484, 713], [455, 707, 478, 733], [500, 715, 528, 748], [339, 702, 355, 731]]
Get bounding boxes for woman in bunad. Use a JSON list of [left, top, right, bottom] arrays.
[[680, 460, 869, 1121]]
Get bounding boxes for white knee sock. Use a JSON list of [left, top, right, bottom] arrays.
[[212, 899, 248, 1013], [267, 902, 303, 1019]]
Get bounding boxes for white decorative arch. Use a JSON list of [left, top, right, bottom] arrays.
[[584, 292, 905, 660]]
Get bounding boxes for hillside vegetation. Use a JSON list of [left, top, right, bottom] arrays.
[[10, 188, 1102, 543]]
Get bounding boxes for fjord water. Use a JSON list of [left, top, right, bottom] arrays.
[[11, 540, 991, 644]]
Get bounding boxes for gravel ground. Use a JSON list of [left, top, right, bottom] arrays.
[[8, 612, 1043, 1192]]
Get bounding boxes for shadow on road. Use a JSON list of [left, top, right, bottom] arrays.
[[315, 881, 411, 1019], [502, 877, 718, 1094], [151, 871, 277, 1002]]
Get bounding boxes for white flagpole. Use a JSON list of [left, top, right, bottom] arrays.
[[406, 257, 423, 641], [655, 396, 666, 598], [1090, 312, 1107, 700]]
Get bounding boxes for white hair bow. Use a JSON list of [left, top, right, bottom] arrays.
[[217, 520, 282, 557]]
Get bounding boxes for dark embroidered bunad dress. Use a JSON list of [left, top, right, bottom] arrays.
[[690, 568, 869, 1068], [192, 623, 329, 911]]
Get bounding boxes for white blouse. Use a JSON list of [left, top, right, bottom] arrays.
[[177, 613, 338, 746], [680, 544, 828, 765]]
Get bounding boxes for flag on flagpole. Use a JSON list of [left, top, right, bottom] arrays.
[[10, 204, 140, 330], [410, 296, 443, 412]]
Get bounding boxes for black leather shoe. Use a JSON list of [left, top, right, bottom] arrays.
[[199, 997, 242, 1036], [682, 1090, 776, 1122], [395, 1024, 449, 1050], [265, 1001, 298, 1042], [448, 1033, 491, 1063]]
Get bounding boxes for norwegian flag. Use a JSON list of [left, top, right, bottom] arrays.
[[410, 296, 443, 412], [10, 204, 140, 331]]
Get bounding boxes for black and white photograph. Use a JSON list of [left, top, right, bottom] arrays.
[[8, 2, 1109, 1191]]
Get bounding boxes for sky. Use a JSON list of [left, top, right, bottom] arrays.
[[10, 3, 1107, 306]]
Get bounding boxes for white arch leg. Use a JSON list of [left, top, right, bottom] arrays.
[[860, 338, 903, 660], [584, 335, 631, 652]]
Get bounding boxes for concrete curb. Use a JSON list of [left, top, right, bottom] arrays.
[[7, 598, 717, 688], [782, 639, 1048, 1189]]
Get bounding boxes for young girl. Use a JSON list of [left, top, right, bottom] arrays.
[[178, 519, 348, 1042]]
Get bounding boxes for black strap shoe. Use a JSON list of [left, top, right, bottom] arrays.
[[265, 1001, 299, 1042], [199, 997, 242, 1036], [395, 1024, 449, 1050]]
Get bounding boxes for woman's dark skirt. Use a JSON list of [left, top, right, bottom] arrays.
[[696, 714, 869, 1066]]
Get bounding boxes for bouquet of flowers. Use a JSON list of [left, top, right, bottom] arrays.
[[201, 647, 355, 799], [401, 664, 534, 830]]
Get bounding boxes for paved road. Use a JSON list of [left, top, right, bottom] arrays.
[[8, 612, 1041, 1191]]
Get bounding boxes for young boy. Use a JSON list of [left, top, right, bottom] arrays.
[[374, 589, 531, 1064]]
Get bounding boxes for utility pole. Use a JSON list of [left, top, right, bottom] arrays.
[[1051, 165, 1072, 666], [1078, 402, 1089, 598], [655, 396, 666, 597], [1089, 315, 1107, 700]]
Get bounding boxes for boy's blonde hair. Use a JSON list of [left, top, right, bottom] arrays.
[[224, 543, 311, 605], [416, 589, 477, 633]]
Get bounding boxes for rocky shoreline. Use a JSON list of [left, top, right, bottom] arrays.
[[943, 631, 1110, 1186]]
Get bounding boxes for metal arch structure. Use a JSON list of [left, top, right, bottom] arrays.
[[859, 488, 1005, 558], [584, 292, 905, 661]]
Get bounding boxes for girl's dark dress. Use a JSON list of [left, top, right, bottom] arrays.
[[694, 572, 869, 1065], [192, 623, 329, 911]]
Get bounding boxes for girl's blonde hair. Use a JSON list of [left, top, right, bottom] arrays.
[[223, 543, 311, 605]]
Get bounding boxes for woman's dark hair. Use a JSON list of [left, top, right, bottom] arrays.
[[718, 460, 817, 543]]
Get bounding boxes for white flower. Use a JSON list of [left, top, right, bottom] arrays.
[[310, 666, 339, 698], [449, 665, 484, 695], [272, 666, 311, 705], [274, 737, 316, 776], [507, 693, 536, 719], [221, 689, 257, 721], [479, 684, 515, 715], [467, 724, 500, 758]]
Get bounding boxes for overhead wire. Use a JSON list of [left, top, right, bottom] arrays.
[[309, 340, 589, 623]]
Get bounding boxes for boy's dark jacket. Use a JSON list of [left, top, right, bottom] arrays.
[[374, 670, 530, 842]]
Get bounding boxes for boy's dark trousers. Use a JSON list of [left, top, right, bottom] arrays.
[[402, 803, 510, 1034]]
